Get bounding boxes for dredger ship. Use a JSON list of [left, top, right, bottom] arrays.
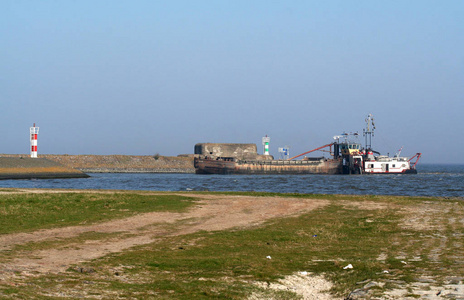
[[194, 114, 421, 175]]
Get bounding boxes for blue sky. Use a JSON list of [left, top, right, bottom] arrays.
[[1, 1, 463, 163]]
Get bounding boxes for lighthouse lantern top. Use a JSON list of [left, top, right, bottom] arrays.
[[30, 123, 39, 135]]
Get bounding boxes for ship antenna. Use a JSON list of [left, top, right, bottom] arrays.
[[363, 114, 375, 150], [396, 146, 403, 159]]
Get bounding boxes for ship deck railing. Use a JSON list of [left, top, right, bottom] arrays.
[[237, 158, 326, 165]]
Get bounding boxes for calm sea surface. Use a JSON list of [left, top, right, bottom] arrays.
[[1, 164, 463, 198]]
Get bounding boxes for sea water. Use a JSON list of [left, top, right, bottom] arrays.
[[0, 164, 463, 198]]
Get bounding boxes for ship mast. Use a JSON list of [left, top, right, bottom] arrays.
[[363, 114, 375, 150]]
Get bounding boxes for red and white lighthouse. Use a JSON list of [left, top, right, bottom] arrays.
[[30, 123, 39, 158]]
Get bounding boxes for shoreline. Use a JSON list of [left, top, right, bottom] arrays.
[[0, 157, 90, 180]]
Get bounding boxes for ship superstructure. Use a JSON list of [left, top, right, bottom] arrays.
[[335, 114, 421, 174]]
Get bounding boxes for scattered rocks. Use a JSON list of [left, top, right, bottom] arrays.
[[348, 274, 464, 299], [252, 272, 341, 300], [347, 281, 383, 299], [446, 277, 464, 285], [363, 281, 383, 289], [381, 281, 464, 299], [74, 266, 95, 274], [444, 293, 464, 299], [356, 279, 371, 285], [347, 288, 370, 299], [414, 277, 436, 283]]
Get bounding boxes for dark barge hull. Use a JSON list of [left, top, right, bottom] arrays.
[[194, 157, 343, 175]]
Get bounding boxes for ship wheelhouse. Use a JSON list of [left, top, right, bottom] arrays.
[[337, 141, 365, 174], [339, 142, 362, 156]]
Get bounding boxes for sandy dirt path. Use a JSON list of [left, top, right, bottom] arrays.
[[0, 193, 329, 276]]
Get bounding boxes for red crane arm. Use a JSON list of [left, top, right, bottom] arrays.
[[287, 143, 334, 161], [408, 153, 422, 168]]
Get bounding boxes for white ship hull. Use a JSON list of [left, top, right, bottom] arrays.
[[363, 156, 417, 174]]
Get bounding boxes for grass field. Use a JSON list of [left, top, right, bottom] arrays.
[[0, 190, 197, 234], [0, 189, 463, 299]]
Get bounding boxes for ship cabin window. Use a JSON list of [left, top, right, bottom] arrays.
[[392, 164, 396, 168], [369, 164, 374, 169]]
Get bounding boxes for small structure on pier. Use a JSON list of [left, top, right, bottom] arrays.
[[30, 123, 39, 158]]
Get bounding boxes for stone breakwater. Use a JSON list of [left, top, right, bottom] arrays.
[[0, 157, 89, 179], [1, 154, 195, 173]]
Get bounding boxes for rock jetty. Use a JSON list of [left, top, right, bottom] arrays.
[[0, 157, 89, 180], [1, 154, 195, 174]]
